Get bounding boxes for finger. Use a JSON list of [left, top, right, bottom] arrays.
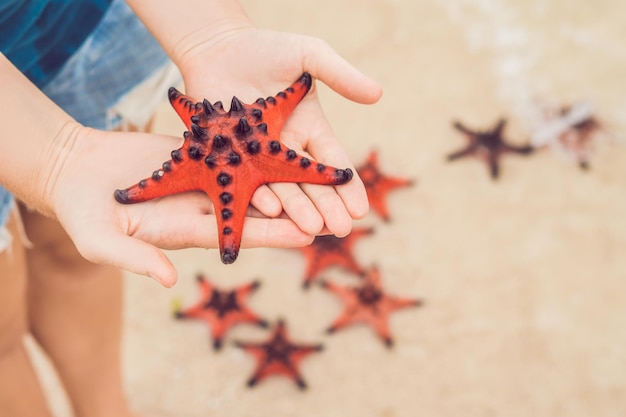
[[301, 37, 383, 104], [300, 183, 353, 237], [285, 101, 370, 220], [250, 185, 283, 218], [267, 182, 324, 235], [72, 227, 178, 287], [124, 190, 310, 249], [242, 217, 315, 248], [171, 212, 315, 249]]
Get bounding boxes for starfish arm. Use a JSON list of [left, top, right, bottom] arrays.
[[233, 341, 262, 352], [246, 367, 267, 388], [367, 194, 392, 221], [255, 73, 313, 134], [209, 322, 229, 350], [114, 157, 205, 204], [385, 296, 423, 311], [369, 314, 394, 347], [302, 257, 325, 288], [196, 274, 214, 299], [174, 304, 209, 320], [447, 144, 478, 161], [501, 142, 534, 154], [487, 150, 500, 179], [326, 310, 357, 333], [452, 120, 479, 139], [248, 362, 306, 389], [492, 118, 507, 137], [320, 280, 354, 300], [233, 309, 268, 328], [204, 174, 258, 264], [348, 227, 375, 246], [249, 150, 353, 186], [168, 87, 204, 129], [238, 280, 261, 299], [236, 281, 269, 326], [291, 344, 324, 359]]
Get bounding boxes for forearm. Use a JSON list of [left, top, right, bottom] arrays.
[[0, 53, 81, 217], [125, 0, 254, 69]]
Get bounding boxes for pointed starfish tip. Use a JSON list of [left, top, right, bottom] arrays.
[[113, 189, 131, 204], [336, 168, 353, 183], [167, 86, 180, 101], [299, 72, 312, 87], [221, 249, 239, 264]]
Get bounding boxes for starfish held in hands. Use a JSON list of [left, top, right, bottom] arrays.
[[114, 73, 354, 264]]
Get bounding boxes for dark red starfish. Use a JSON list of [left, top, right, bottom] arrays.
[[356, 150, 414, 222], [294, 227, 374, 289], [448, 118, 534, 179], [114, 73, 354, 264], [320, 266, 422, 348], [173, 274, 268, 350], [234, 320, 323, 390]]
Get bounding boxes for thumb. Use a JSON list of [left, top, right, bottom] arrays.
[[71, 227, 178, 287], [302, 37, 383, 104]]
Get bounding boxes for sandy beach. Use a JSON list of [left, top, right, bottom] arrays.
[[33, 1, 626, 416]]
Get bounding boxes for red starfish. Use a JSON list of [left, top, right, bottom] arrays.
[[114, 73, 354, 264], [173, 274, 268, 350], [295, 227, 374, 289], [234, 320, 323, 390], [356, 150, 414, 222], [320, 266, 422, 348], [448, 118, 534, 179]]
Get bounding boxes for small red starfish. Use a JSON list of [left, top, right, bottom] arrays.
[[320, 266, 422, 347], [115, 73, 354, 264], [234, 319, 323, 390], [448, 118, 534, 179], [294, 227, 374, 289], [173, 274, 268, 350], [356, 150, 413, 222]]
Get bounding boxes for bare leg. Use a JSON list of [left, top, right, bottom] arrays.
[[19, 205, 138, 417], [0, 211, 54, 416]]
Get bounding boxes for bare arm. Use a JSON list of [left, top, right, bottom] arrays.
[[0, 53, 314, 286], [0, 53, 78, 217]]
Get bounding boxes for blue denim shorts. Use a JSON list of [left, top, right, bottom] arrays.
[[0, 0, 181, 228]]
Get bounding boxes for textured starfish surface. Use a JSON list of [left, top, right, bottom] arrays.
[[295, 227, 374, 289], [321, 266, 422, 347], [234, 320, 323, 389], [448, 118, 534, 179], [114, 73, 354, 264], [356, 150, 413, 221], [173, 274, 268, 350]]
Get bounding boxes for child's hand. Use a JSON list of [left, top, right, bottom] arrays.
[[50, 127, 314, 287], [176, 28, 383, 237]]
